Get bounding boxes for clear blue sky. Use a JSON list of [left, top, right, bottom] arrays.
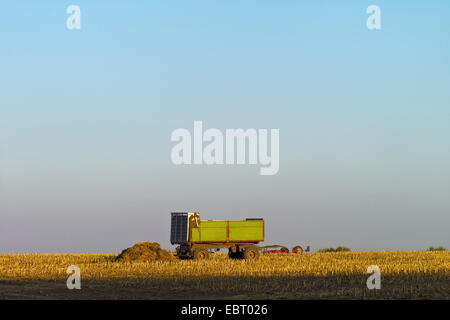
[[1, 1, 449, 252]]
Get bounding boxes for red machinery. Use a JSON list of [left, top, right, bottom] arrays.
[[261, 245, 310, 254]]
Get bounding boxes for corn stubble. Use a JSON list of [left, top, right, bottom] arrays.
[[0, 251, 448, 299]]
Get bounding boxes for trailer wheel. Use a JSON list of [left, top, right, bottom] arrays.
[[193, 248, 209, 260], [292, 246, 303, 254], [243, 246, 260, 260]]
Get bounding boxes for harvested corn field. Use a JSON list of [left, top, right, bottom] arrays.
[[0, 250, 448, 299]]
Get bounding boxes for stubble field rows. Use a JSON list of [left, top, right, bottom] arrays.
[[0, 251, 448, 299]]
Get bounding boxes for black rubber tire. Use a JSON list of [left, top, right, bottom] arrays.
[[243, 246, 260, 260], [193, 248, 210, 260]]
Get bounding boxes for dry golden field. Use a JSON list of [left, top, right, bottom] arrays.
[[0, 251, 448, 299]]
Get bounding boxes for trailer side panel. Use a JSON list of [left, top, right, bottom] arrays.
[[190, 219, 264, 243]]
